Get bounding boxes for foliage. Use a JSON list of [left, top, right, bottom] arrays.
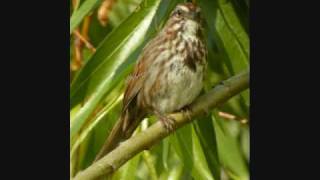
[[70, 0, 249, 179]]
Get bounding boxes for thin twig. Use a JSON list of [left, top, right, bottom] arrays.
[[73, 30, 96, 53], [218, 111, 248, 124], [97, 0, 116, 26], [71, 31, 83, 71], [71, 12, 94, 72], [81, 15, 92, 41], [70, 0, 82, 72]]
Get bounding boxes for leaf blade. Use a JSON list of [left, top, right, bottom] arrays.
[[70, 0, 102, 34], [70, 0, 162, 139]]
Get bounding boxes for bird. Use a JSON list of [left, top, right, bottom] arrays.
[[94, 2, 207, 162]]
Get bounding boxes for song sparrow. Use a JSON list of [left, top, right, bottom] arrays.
[[95, 2, 207, 161]]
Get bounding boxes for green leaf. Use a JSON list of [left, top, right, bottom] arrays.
[[70, 0, 102, 34], [162, 137, 169, 170], [166, 165, 183, 180], [193, 116, 221, 180], [171, 124, 193, 177], [217, 0, 249, 57], [212, 113, 249, 180], [70, 0, 162, 139], [200, 0, 249, 120], [142, 151, 158, 180], [70, 95, 122, 159], [240, 126, 250, 162], [198, 0, 248, 75], [215, 10, 249, 74], [191, 127, 215, 180], [117, 153, 142, 179], [108, 0, 143, 27]]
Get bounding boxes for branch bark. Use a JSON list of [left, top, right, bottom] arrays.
[[73, 69, 249, 180]]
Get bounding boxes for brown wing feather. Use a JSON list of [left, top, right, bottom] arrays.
[[94, 36, 164, 161], [123, 56, 148, 110], [121, 53, 149, 129], [121, 36, 165, 130]]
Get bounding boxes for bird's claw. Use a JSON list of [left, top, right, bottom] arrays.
[[160, 115, 176, 133], [181, 105, 192, 122]]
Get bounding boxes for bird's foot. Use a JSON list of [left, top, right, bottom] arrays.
[[181, 105, 193, 122], [154, 111, 176, 133]]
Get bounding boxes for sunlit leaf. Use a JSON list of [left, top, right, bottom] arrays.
[[70, 0, 102, 34], [70, 94, 122, 159], [116, 153, 142, 179], [162, 137, 169, 170], [70, 0, 163, 139]]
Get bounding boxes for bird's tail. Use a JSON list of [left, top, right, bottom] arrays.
[[94, 110, 144, 162], [94, 116, 125, 162]]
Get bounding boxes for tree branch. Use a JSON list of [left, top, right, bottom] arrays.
[[73, 69, 250, 180]]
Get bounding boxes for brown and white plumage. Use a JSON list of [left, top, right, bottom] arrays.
[[94, 2, 207, 161]]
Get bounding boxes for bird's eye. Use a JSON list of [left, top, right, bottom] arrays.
[[175, 9, 182, 16]]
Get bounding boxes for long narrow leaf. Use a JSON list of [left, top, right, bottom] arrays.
[[171, 124, 193, 177], [70, 0, 162, 139], [217, 0, 249, 57], [70, 0, 102, 34], [191, 127, 215, 180], [193, 116, 221, 180], [212, 114, 249, 180], [198, 0, 248, 75]]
